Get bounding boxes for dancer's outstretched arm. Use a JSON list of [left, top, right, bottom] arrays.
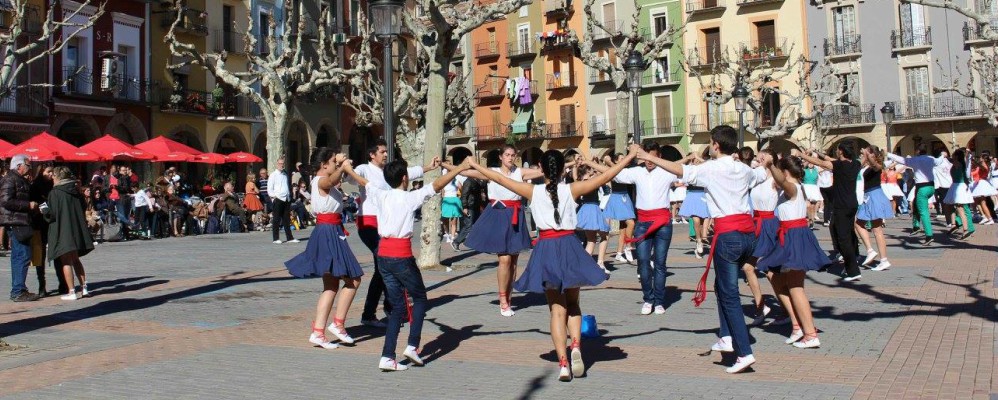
[[570, 144, 639, 198], [467, 159, 535, 200]]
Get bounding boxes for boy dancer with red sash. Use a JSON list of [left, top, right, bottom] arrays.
[[343, 158, 469, 371], [638, 126, 768, 373]]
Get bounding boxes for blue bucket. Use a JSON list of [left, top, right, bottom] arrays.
[[581, 314, 599, 338]]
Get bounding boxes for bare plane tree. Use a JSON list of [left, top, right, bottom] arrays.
[[164, 0, 374, 170], [0, 0, 106, 98]]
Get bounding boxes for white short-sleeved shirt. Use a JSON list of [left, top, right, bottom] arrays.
[[365, 183, 436, 238], [349, 163, 425, 216], [682, 156, 768, 218], [776, 184, 808, 221], [887, 153, 947, 186], [529, 183, 578, 230], [487, 167, 523, 201], [612, 166, 677, 210], [750, 175, 778, 212], [442, 172, 465, 197], [310, 176, 343, 214]]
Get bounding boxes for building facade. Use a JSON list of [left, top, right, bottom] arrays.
[[636, 0, 687, 159]]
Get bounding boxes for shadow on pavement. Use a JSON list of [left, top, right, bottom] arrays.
[[421, 318, 543, 364]]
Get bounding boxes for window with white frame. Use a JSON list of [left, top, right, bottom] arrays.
[[904, 66, 930, 116], [652, 11, 668, 38]]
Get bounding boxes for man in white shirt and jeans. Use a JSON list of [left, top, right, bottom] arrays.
[[268, 157, 298, 244]]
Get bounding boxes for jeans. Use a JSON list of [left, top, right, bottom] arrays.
[[634, 221, 674, 306], [830, 207, 860, 277], [453, 207, 481, 245], [9, 233, 30, 298], [359, 227, 392, 320], [713, 231, 755, 358], [913, 184, 935, 237], [271, 198, 294, 241], [377, 255, 428, 359]]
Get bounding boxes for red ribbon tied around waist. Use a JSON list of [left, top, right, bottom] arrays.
[[493, 199, 522, 225], [378, 237, 413, 258], [693, 214, 755, 307], [627, 208, 672, 243], [316, 213, 348, 236], [777, 218, 809, 246], [752, 210, 775, 237], [357, 215, 379, 230]]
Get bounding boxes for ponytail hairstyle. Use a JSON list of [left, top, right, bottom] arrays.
[[310, 147, 336, 172], [865, 145, 885, 169], [779, 154, 805, 180], [540, 150, 566, 225]]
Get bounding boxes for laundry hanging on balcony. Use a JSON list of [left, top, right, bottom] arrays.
[[504, 77, 533, 106]]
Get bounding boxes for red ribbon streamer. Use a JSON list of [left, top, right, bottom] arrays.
[[627, 208, 673, 244], [693, 214, 755, 307]]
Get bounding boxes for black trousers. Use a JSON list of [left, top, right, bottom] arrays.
[[934, 188, 948, 220], [830, 207, 860, 278], [453, 207, 482, 245], [820, 187, 834, 222], [359, 226, 392, 320], [271, 198, 294, 241]]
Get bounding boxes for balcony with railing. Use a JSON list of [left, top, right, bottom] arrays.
[[544, 121, 585, 138], [739, 37, 789, 62], [818, 104, 876, 127], [475, 81, 506, 102], [475, 41, 500, 59], [736, 0, 783, 6], [589, 69, 614, 85], [0, 88, 49, 118], [823, 34, 862, 58], [642, 69, 683, 87], [894, 96, 986, 122], [891, 27, 932, 51], [160, 88, 217, 116], [643, 28, 674, 45], [686, 0, 726, 15], [508, 41, 536, 59], [59, 67, 159, 103], [592, 20, 625, 41], [215, 95, 262, 121], [161, 7, 209, 36], [641, 119, 686, 137], [214, 29, 248, 54], [687, 46, 723, 68], [540, 34, 572, 52], [689, 111, 741, 133], [544, 0, 573, 15], [546, 73, 577, 90], [471, 124, 509, 142], [963, 21, 997, 43]]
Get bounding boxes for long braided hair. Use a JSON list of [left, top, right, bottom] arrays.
[[540, 150, 566, 225]]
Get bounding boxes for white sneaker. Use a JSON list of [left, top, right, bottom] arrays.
[[570, 346, 584, 377], [60, 291, 79, 301], [361, 319, 388, 328], [558, 363, 572, 382], [836, 255, 844, 263], [499, 305, 515, 317], [614, 253, 626, 263], [711, 336, 734, 352], [985, 219, 995, 225], [725, 354, 756, 373], [695, 242, 704, 259], [750, 305, 771, 326], [653, 305, 666, 315], [793, 336, 821, 349], [871, 260, 892, 271], [273, 240, 283, 244], [624, 248, 635, 264], [640, 302, 653, 315], [288, 239, 300, 244], [80, 284, 90, 298], [308, 333, 339, 349], [843, 274, 862, 282], [862, 250, 879, 266], [327, 323, 355, 344], [785, 329, 804, 344], [379, 357, 409, 371], [403, 345, 424, 366]]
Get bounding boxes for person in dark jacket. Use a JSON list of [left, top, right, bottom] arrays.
[[42, 166, 94, 301], [30, 165, 62, 295], [451, 176, 486, 251], [1, 154, 40, 302]]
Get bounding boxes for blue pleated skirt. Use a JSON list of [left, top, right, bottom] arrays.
[[857, 187, 895, 221], [679, 190, 710, 218], [576, 203, 610, 232], [603, 192, 635, 220], [515, 235, 608, 293], [464, 201, 532, 254], [751, 217, 779, 259], [284, 224, 364, 278], [755, 227, 831, 273]]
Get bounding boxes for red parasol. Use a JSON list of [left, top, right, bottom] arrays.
[[155, 152, 196, 162], [226, 151, 263, 163], [0, 138, 14, 156], [5, 131, 101, 162], [135, 136, 204, 160], [191, 152, 228, 164], [81, 134, 155, 161]]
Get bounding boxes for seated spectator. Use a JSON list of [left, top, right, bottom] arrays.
[[192, 198, 210, 234], [220, 182, 247, 232], [290, 180, 312, 227]]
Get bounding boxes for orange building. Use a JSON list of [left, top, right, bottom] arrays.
[[540, 0, 588, 157], [468, 7, 512, 155]]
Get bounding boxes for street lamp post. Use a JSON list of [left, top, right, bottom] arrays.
[[732, 82, 749, 149], [881, 102, 896, 153], [369, 0, 405, 163], [624, 51, 644, 144]]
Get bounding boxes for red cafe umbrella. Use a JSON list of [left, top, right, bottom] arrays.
[[226, 151, 262, 163], [81, 134, 154, 161], [135, 136, 204, 159], [191, 152, 228, 164], [5, 131, 100, 162], [0, 138, 14, 156], [156, 151, 196, 162]]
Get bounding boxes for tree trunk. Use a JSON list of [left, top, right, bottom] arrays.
[[264, 103, 289, 172], [416, 58, 449, 269], [614, 90, 630, 153]]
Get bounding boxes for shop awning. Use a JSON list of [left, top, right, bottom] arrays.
[[511, 111, 533, 135]]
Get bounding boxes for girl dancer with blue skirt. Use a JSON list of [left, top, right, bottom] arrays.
[[680, 148, 712, 258], [285, 149, 364, 349], [855, 146, 894, 271], [756, 153, 830, 349], [601, 153, 636, 264], [466, 144, 639, 381], [574, 164, 611, 271]]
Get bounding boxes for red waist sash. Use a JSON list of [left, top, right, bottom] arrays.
[[777, 218, 809, 246], [752, 210, 776, 237], [627, 208, 673, 243], [378, 237, 413, 258], [539, 229, 574, 240], [316, 213, 349, 236], [357, 215, 378, 230], [492, 199, 522, 225], [694, 214, 755, 307]]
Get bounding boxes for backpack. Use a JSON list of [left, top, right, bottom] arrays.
[[206, 215, 221, 234]]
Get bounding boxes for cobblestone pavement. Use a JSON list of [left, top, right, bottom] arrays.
[[0, 216, 994, 399]]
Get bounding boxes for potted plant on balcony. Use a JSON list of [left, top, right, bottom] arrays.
[[211, 84, 225, 116], [742, 48, 753, 60]]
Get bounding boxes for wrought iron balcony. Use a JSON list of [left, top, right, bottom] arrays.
[[738, 37, 789, 61], [823, 34, 862, 58], [546, 73, 577, 90], [544, 0, 573, 15], [59, 67, 160, 104], [736, 0, 783, 6], [471, 124, 509, 142], [508, 42, 537, 59], [540, 35, 572, 52], [818, 104, 876, 127], [641, 119, 686, 137], [963, 22, 997, 42], [160, 88, 217, 116], [894, 96, 986, 121], [686, 0, 726, 15], [475, 88, 505, 102], [544, 121, 585, 138], [215, 95, 262, 120], [161, 7, 209, 36], [475, 41, 500, 59], [214, 29, 248, 54], [642, 70, 683, 87], [891, 27, 932, 50], [688, 111, 741, 133], [592, 20, 625, 41], [0, 88, 49, 118], [687, 45, 723, 68], [589, 69, 614, 85]]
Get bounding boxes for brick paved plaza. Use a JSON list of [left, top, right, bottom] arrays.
[[0, 218, 994, 400]]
